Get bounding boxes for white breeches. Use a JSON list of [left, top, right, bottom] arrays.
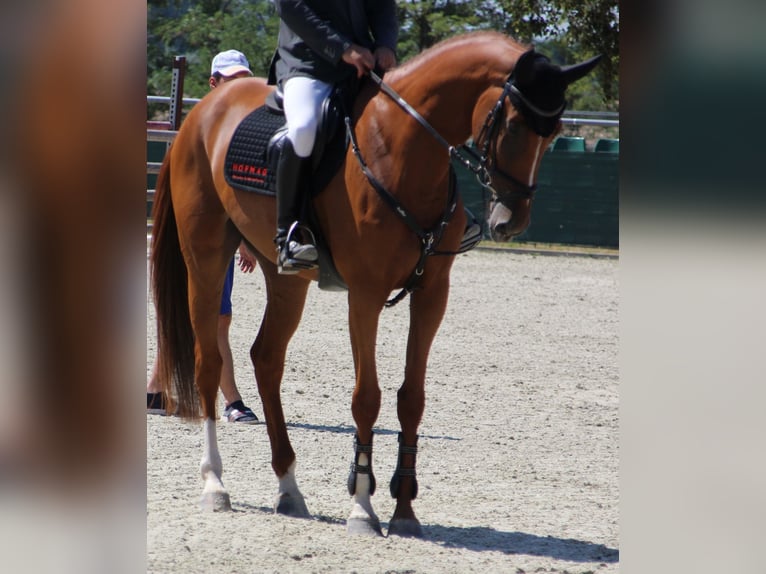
[[282, 76, 333, 158]]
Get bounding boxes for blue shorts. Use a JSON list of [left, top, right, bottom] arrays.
[[220, 259, 234, 316]]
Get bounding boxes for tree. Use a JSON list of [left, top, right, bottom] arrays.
[[479, 0, 619, 105], [395, 1, 618, 107], [558, 0, 619, 104], [147, 0, 618, 110], [480, 0, 562, 41], [147, 0, 278, 100], [396, 1, 482, 59]]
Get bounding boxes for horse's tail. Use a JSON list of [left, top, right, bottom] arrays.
[[150, 153, 200, 419]]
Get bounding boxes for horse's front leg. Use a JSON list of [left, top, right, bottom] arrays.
[[251, 255, 311, 517], [345, 290, 386, 536], [389, 277, 450, 537]]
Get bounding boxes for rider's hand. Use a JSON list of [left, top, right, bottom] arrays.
[[374, 47, 396, 71], [342, 44, 375, 78]]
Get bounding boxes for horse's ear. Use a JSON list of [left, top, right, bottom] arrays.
[[513, 49, 538, 84], [560, 55, 602, 87]]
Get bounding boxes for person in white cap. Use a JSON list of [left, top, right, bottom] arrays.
[[147, 50, 260, 424], [209, 49, 253, 88]]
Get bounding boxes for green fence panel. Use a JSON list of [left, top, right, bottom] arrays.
[[452, 164, 488, 225], [595, 138, 619, 153], [455, 147, 619, 248], [147, 141, 618, 247], [552, 136, 586, 152], [147, 140, 168, 217]]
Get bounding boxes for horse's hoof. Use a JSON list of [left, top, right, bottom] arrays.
[[347, 516, 383, 536], [199, 491, 231, 512], [274, 492, 310, 518], [387, 517, 423, 538]]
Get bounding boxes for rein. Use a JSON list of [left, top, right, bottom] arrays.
[[370, 71, 538, 203], [369, 71, 491, 193]]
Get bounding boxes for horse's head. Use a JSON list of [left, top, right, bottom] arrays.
[[473, 50, 602, 242]]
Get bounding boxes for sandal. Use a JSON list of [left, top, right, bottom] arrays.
[[146, 392, 166, 415], [222, 400, 258, 424]]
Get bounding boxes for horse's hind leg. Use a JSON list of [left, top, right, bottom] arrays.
[[388, 278, 450, 537], [346, 290, 386, 536], [250, 254, 311, 517], [184, 225, 240, 511]]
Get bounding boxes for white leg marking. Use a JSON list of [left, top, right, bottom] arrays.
[[275, 461, 309, 516], [199, 418, 230, 510], [349, 453, 379, 524], [278, 461, 300, 497], [200, 418, 224, 491], [528, 136, 544, 186], [353, 454, 372, 497]]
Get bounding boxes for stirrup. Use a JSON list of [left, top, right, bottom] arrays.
[[276, 222, 318, 275], [459, 221, 483, 253], [458, 208, 483, 253]]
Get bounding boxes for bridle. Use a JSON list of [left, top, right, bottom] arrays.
[[459, 77, 540, 204], [368, 69, 564, 208], [346, 69, 562, 306]]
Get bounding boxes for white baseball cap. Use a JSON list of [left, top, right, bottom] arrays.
[[210, 50, 252, 77]]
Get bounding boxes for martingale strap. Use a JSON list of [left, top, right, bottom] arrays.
[[350, 71, 514, 308], [347, 433, 376, 496], [390, 432, 419, 500], [346, 116, 459, 308]]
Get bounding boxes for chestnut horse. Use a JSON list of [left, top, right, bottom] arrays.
[[150, 31, 599, 537]]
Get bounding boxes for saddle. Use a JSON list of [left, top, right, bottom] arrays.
[[224, 88, 349, 291]]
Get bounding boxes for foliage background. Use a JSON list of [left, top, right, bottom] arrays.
[[147, 0, 618, 112]]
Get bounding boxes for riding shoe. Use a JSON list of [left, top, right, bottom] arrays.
[[277, 238, 318, 275]]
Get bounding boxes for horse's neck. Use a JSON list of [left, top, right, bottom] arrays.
[[348, 36, 518, 209], [386, 41, 516, 145], [385, 76, 475, 146]]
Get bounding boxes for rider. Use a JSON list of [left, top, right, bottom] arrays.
[[268, 0, 398, 274]]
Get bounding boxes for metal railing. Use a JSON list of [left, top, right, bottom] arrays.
[[147, 109, 619, 141], [147, 95, 201, 107], [146, 57, 187, 176], [146, 59, 619, 175], [561, 110, 619, 128]]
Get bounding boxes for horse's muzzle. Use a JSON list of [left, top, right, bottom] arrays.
[[487, 200, 530, 242]]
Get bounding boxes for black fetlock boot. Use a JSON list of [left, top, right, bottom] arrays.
[[275, 139, 318, 274]]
